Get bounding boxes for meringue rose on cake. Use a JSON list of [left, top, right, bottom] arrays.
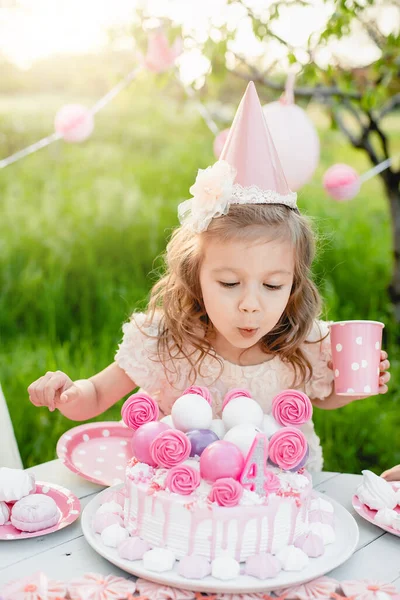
[[208, 477, 243, 507], [165, 465, 201, 495], [269, 427, 308, 471], [182, 385, 212, 406], [272, 389, 313, 427], [121, 392, 159, 430], [150, 429, 191, 469], [222, 387, 252, 410]]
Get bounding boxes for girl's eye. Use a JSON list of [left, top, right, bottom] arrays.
[[219, 282, 239, 288], [264, 284, 283, 291]]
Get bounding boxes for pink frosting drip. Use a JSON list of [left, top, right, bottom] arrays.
[[269, 427, 308, 470], [183, 386, 212, 406], [222, 388, 252, 410], [208, 477, 243, 507], [121, 392, 159, 431], [150, 430, 191, 469], [272, 389, 312, 427], [165, 465, 201, 495]]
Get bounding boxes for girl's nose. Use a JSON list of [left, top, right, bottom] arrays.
[[239, 291, 261, 313]]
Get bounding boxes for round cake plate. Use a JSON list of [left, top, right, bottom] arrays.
[[56, 421, 132, 486], [352, 482, 400, 538], [0, 482, 81, 540], [81, 485, 359, 594]]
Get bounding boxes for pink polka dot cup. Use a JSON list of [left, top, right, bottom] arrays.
[[329, 320, 384, 396]]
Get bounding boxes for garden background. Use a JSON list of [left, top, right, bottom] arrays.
[[1, 19, 399, 473]]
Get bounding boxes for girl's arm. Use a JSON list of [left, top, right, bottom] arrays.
[[28, 362, 136, 421]]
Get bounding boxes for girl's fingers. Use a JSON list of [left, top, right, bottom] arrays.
[[379, 384, 388, 394], [380, 359, 390, 370], [381, 465, 400, 481], [44, 372, 71, 411], [379, 372, 391, 385], [380, 350, 388, 360], [28, 372, 53, 407]]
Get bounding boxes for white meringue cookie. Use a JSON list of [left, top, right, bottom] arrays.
[[96, 501, 123, 516], [211, 556, 240, 580], [0, 501, 10, 525], [100, 523, 129, 547], [276, 545, 309, 571], [356, 470, 397, 510], [309, 522, 336, 544], [310, 497, 334, 513], [143, 548, 176, 572], [0, 468, 35, 502], [391, 512, 400, 531], [374, 507, 398, 527]]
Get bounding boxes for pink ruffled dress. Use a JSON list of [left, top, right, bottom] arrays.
[[115, 313, 333, 472]]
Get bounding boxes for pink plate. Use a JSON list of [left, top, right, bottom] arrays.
[[0, 481, 80, 540], [56, 421, 133, 486], [352, 482, 400, 537]]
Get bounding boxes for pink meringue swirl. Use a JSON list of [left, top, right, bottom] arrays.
[[264, 469, 281, 494], [121, 392, 159, 431], [222, 388, 252, 410], [183, 385, 212, 406], [165, 465, 201, 495], [269, 427, 308, 471], [272, 389, 312, 427], [208, 477, 243, 507], [150, 429, 191, 469]]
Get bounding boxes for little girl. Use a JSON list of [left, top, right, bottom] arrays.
[[28, 82, 391, 472]]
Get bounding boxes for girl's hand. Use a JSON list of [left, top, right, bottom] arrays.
[[28, 371, 76, 412], [381, 464, 400, 482], [378, 350, 391, 394]]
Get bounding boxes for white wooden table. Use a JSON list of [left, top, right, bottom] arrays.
[[1, 461, 399, 588]]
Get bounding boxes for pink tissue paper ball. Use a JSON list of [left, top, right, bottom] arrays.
[[323, 163, 361, 201], [54, 104, 94, 143]]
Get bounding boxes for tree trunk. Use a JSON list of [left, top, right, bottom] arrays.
[[385, 174, 400, 326]]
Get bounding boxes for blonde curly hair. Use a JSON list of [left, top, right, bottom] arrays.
[[142, 204, 323, 387]]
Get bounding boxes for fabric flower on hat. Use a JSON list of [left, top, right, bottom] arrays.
[[68, 573, 135, 600], [178, 161, 237, 233], [340, 580, 398, 600]]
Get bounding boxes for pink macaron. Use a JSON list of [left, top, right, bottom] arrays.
[[11, 494, 59, 532]]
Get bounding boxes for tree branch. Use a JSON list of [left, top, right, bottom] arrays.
[[379, 93, 400, 120]]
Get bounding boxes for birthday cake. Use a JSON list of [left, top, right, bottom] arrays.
[[93, 387, 336, 580]]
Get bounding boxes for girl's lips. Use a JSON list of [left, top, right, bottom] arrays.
[[238, 327, 259, 338]]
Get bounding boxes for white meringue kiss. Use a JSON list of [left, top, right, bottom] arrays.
[[96, 501, 123, 517], [356, 470, 397, 510], [309, 522, 336, 545], [211, 556, 240, 580], [100, 523, 129, 547], [276, 545, 309, 571], [118, 536, 151, 561], [0, 468, 35, 502], [178, 555, 212, 579], [0, 501, 10, 525], [143, 548, 176, 572]]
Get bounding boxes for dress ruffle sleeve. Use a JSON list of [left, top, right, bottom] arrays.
[[303, 319, 334, 401], [115, 312, 167, 395]]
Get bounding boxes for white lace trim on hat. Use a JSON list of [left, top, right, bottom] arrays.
[[230, 183, 297, 208]]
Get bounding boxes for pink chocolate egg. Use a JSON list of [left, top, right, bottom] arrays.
[[200, 440, 244, 482]]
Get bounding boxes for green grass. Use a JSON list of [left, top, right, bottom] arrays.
[[1, 84, 399, 474]]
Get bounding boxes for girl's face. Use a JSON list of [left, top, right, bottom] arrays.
[[199, 236, 294, 361]]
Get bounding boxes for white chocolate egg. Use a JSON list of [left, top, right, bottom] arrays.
[[222, 396, 263, 430], [223, 424, 261, 458], [171, 394, 212, 432]]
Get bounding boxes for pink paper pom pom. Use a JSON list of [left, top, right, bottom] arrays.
[[323, 164, 361, 201], [54, 104, 94, 143]]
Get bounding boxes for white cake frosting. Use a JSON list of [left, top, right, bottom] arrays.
[[123, 460, 320, 562]]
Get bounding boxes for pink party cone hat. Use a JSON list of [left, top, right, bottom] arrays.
[[178, 81, 297, 232], [220, 81, 293, 197]]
